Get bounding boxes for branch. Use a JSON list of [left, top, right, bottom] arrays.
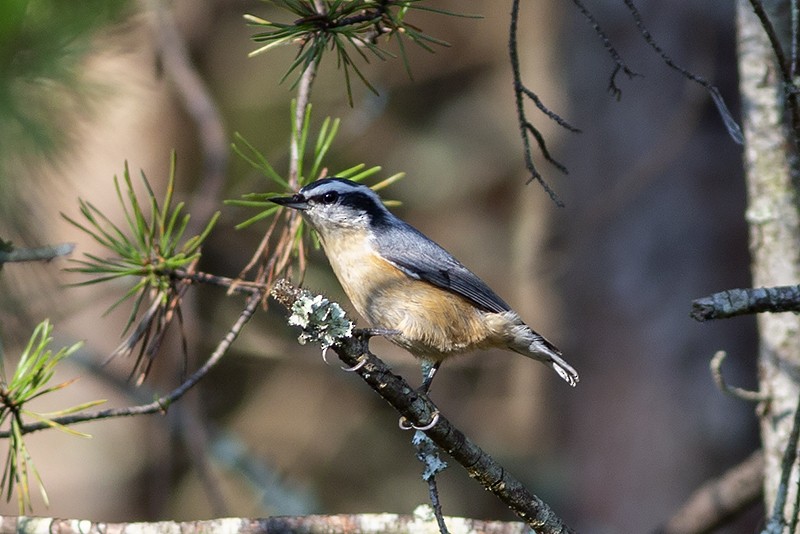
[[271, 280, 575, 534], [413, 431, 450, 533], [622, 0, 743, 144], [710, 351, 767, 402], [168, 268, 268, 296], [509, 0, 578, 206], [691, 285, 800, 321], [0, 291, 263, 438], [570, 0, 639, 100], [289, 51, 319, 187], [0, 243, 74, 265], [0, 513, 532, 533], [656, 450, 764, 534]]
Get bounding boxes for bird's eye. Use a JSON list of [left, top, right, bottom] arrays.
[[320, 191, 338, 204]]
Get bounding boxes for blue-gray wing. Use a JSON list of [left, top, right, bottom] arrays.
[[377, 222, 511, 314]]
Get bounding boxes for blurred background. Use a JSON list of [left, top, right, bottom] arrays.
[[0, 0, 760, 532]]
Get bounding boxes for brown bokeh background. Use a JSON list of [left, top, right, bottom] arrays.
[[0, 1, 760, 532]]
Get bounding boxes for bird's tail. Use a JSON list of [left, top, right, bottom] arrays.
[[507, 324, 579, 387]]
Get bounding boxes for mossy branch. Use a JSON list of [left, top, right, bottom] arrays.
[[270, 279, 575, 534]]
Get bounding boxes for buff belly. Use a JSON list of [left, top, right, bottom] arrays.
[[318, 231, 512, 361]]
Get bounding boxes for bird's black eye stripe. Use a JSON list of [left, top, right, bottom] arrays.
[[317, 191, 339, 204]]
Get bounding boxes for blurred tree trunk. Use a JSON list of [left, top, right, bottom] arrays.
[[736, 0, 800, 518]]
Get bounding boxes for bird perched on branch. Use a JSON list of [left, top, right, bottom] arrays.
[[270, 178, 578, 393]]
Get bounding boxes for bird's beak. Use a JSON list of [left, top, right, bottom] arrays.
[[269, 193, 308, 210]]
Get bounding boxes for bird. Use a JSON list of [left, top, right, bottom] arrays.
[[270, 178, 578, 393]]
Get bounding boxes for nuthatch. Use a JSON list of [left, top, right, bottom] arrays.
[[271, 178, 578, 392]]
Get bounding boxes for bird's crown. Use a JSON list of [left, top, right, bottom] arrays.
[[297, 178, 391, 228]]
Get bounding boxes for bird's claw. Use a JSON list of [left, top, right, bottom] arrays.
[[321, 346, 332, 365], [322, 347, 368, 372], [398, 411, 440, 431], [341, 355, 367, 372]]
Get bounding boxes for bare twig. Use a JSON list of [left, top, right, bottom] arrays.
[[413, 431, 450, 534], [691, 285, 800, 321], [0, 243, 74, 264], [427, 476, 448, 534], [509, 0, 577, 206], [656, 450, 764, 534], [622, 0, 743, 144], [168, 268, 268, 295], [271, 280, 575, 534], [290, 64, 319, 188], [570, 0, 639, 99], [710, 351, 767, 402], [288, 1, 325, 189], [236, 198, 285, 282], [241, 13, 322, 286]]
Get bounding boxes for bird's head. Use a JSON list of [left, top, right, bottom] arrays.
[[270, 178, 392, 232]]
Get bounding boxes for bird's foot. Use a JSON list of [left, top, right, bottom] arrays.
[[341, 355, 367, 372], [321, 347, 368, 371], [399, 411, 440, 431], [355, 327, 401, 339]]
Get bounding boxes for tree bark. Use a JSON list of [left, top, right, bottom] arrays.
[[737, 0, 800, 519], [1, 514, 531, 534]]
